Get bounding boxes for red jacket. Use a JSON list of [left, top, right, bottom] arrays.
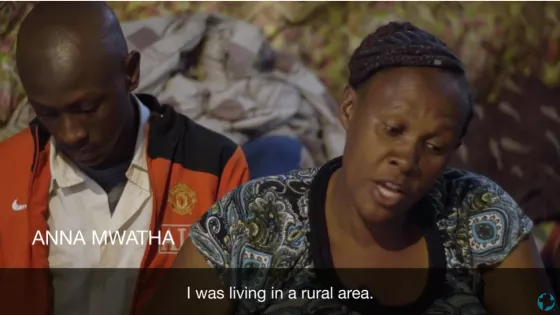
[[0, 94, 249, 314]]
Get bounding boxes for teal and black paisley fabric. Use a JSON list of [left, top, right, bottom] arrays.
[[190, 164, 533, 315]]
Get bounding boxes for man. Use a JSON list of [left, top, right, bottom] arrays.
[[0, 2, 249, 314]]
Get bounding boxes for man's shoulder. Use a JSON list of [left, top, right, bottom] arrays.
[[0, 128, 34, 150], [183, 117, 238, 149], [0, 129, 35, 169], [139, 93, 238, 155], [149, 108, 238, 151], [147, 106, 240, 176], [0, 129, 35, 221]]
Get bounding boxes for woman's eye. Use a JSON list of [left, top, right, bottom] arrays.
[[384, 124, 404, 137], [81, 101, 101, 113], [426, 143, 443, 153]]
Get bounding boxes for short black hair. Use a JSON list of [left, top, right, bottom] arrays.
[[348, 21, 473, 136]]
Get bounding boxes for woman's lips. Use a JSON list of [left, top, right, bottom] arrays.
[[372, 180, 407, 207]]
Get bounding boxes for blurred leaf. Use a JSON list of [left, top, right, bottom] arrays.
[[542, 62, 560, 86], [3, 1, 560, 105]]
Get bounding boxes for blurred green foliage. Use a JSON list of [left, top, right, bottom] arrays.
[[2, 1, 560, 105]]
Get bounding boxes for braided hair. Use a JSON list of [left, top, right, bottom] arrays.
[[348, 21, 473, 136]]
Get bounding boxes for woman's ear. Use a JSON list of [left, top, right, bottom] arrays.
[[340, 86, 357, 131]]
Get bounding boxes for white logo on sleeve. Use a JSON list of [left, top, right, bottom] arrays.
[[12, 199, 27, 211]]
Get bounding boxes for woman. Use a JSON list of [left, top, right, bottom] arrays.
[[146, 22, 554, 315]]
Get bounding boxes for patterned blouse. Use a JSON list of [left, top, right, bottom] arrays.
[[190, 157, 533, 315]]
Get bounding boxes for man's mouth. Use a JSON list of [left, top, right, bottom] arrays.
[[63, 147, 97, 164]]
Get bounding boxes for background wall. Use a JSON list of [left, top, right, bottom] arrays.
[[1, 1, 559, 226]]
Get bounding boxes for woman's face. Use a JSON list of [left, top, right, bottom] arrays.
[[339, 67, 469, 224]]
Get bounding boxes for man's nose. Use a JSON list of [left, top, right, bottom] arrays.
[[57, 115, 87, 149]]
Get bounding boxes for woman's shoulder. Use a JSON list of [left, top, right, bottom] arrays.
[[435, 168, 523, 216], [435, 168, 515, 207], [431, 168, 534, 268], [224, 167, 319, 210], [189, 168, 319, 268]]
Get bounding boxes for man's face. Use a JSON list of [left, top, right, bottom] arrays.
[[23, 51, 140, 167]]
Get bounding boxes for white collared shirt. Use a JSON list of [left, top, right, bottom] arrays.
[[47, 95, 152, 315]]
